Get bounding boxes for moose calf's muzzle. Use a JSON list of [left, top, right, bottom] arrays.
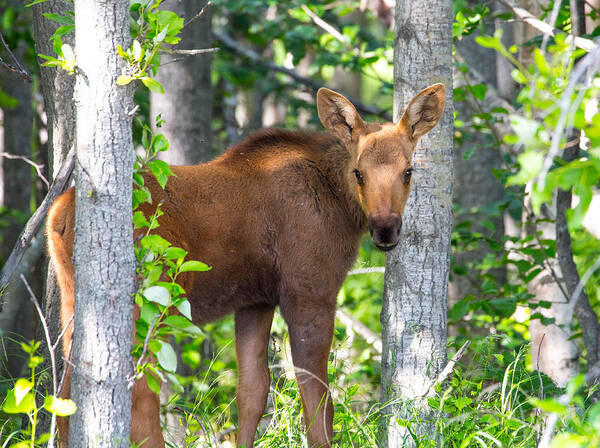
[[368, 212, 402, 251]]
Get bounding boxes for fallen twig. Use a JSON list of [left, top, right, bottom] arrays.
[[214, 30, 392, 120]]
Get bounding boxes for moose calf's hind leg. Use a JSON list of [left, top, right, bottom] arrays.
[[284, 306, 334, 448], [235, 305, 275, 447]]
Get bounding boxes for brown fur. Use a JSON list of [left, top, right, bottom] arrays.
[[46, 85, 445, 447]]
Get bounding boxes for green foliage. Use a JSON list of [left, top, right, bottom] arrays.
[[131, 117, 211, 393], [0, 341, 76, 447]]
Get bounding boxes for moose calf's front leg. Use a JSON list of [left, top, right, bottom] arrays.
[[235, 305, 275, 447], [285, 305, 334, 448]]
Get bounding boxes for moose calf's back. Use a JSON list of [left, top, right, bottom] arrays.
[[137, 129, 364, 322]]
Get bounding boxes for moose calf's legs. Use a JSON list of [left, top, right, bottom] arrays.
[[235, 305, 275, 447], [284, 305, 335, 448]]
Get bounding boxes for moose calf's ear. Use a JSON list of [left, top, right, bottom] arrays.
[[317, 88, 365, 144], [399, 83, 446, 141]]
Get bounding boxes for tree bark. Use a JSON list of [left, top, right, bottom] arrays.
[[69, 1, 135, 446], [380, 1, 453, 446], [151, 0, 213, 164], [32, 0, 76, 379]]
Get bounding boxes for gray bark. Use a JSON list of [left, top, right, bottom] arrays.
[[33, 0, 75, 174], [151, 0, 213, 164], [69, 1, 135, 446], [380, 1, 453, 446], [32, 0, 76, 389]]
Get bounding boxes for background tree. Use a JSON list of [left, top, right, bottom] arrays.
[[0, 0, 35, 378], [68, 0, 136, 444], [379, 0, 453, 446], [150, 0, 213, 165]]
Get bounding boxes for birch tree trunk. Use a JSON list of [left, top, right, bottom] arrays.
[[151, 0, 213, 164], [380, 0, 453, 446], [69, 1, 136, 445]]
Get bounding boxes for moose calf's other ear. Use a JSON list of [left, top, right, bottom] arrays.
[[399, 83, 446, 141], [317, 88, 365, 144]]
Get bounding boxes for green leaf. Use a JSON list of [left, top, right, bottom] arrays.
[[141, 76, 165, 94], [26, 0, 49, 6], [453, 397, 472, 411], [140, 234, 171, 254], [164, 247, 187, 260], [470, 83, 487, 101], [151, 134, 169, 153], [530, 398, 567, 414], [154, 24, 169, 44], [132, 39, 143, 61], [475, 34, 500, 50], [507, 151, 544, 186], [449, 298, 470, 322], [156, 341, 177, 372], [43, 13, 74, 25], [116, 75, 136, 86], [176, 300, 192, 320], [148, 159, 173, 189], [3, 389, 35, 414], [163, 315, 203, 335], [143, 285, 170, 306], [43, 395, 77, 417], [133, 210, 150, 229], [14, 379, 33, 405], [179, 260, 211, 272], [145, 371, 161, 394]]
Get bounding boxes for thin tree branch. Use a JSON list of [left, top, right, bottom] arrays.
[[170, 48, 219, 56], [0, 31, 33, 83], [347, 267, 385, 275], [182, 1, 212, 30], [214, 30, 393, 121], [300, 5, 359, 55], [429, 340, 471, 393], [497, 0, 598, 52], [21, 274, 57, 448], [0, 152, 49, 189], [0, 146, 75, 296], [336, 308, 382, 353]]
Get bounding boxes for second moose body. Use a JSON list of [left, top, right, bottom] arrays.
[[47, 85, 445, 447]]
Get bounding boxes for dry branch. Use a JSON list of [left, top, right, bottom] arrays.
[[0, 147, 75, 296], [336, 308, 382, 353], [0, 31, 33, 83], [497, 0, 598, 52], [214, 30, 393, 121]]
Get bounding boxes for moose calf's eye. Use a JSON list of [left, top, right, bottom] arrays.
[[353, 169, 364, 186], [404, 168, 412, 184]]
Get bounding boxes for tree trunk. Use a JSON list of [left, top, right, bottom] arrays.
[[380, 1, 453, 446], [32, 0, 76, 372], [151, 0, 213, 164], [450, 7, 506, 312], [69, 1, 135, 445]]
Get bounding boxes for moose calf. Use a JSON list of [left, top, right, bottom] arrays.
[[47, 84, 445, 447]]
